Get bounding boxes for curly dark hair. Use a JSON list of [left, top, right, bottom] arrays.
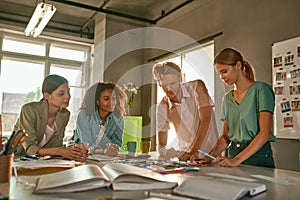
[[80, 82, 127, 119]]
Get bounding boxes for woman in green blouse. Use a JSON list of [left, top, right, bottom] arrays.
[[199, 48, 275, 168]]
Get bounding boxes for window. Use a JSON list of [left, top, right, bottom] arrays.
[[50, 46, 86, 62], [3, 38, 46, 56], [50, 65, 84, 132], [156, 41, 214, 149], [1, 59, 45, 95], [50, 65, 82, 87], [182, 42, 214, 98], [1, 59, 45, 134], [0, 33, 92, 138]]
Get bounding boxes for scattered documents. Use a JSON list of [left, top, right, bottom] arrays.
[[88, 154, 122, 162]]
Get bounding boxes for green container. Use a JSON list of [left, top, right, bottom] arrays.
[[120, 116, 143, 153]]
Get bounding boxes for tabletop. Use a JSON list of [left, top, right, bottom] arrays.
[[7, 156, 300, 200]]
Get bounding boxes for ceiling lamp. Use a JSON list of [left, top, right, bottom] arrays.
[[24, 2, 56, 37]]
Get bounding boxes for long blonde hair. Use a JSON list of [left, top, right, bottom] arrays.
[[214, 48, 255, 81]]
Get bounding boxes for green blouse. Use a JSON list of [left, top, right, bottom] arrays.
[[221, 82, 275, 142]]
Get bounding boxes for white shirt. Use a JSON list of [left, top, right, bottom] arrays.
[[157, 80, 219, 155]]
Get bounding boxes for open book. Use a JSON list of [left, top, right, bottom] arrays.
[[173, 176, 266, 200], [33, 163, 178, 193], [13, 159, 78, 175]]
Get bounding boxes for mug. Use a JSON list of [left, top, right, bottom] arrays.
[[126, 141, 137, 154], [141, 141, 151, 154]]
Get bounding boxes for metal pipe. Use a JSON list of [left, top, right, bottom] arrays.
[[154, 0, 193, 22], [147, 32, 223, 62], [81, 0, 110, 31], [49, 0, 156, 24]]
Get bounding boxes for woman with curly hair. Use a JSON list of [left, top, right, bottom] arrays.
[[74, 82, 127, 156]]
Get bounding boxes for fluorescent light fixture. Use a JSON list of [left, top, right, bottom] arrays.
[[24, 2, 56, 37]]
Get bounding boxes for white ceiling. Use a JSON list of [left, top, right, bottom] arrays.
[[0, 0, 193, 39]]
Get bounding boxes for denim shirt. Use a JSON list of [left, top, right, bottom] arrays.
[[74, 109, 124, 153]]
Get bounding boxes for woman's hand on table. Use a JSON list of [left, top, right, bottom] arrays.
[[60, 145, 88, 162], [215, 156, 242, 167]]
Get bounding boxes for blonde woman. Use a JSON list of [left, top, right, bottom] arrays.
[[200, 48, 275, 168]]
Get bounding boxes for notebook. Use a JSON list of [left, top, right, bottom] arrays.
[[173, 176, 266, 200]]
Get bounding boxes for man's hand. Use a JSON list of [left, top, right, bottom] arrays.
[[178, 150, 199, 161], [158, 147, 180, 160], [165, 148, 180, 159]]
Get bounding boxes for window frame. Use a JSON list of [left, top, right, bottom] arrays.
[[0, 31, 93, 137]]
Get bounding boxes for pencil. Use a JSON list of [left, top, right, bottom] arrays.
[[198, 150, 217, 160]]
